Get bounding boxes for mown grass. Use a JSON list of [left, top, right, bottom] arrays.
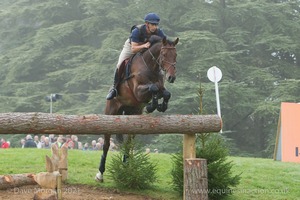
[[0, 149, 299, 200]]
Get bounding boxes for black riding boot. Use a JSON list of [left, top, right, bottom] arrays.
[[106, 69, 118, 100]]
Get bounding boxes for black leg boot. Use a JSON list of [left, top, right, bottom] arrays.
[[106, 69, 118, 100]]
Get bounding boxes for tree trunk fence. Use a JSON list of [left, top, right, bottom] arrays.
[[0, 112, 222, 200]]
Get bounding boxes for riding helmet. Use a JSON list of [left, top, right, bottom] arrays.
[[144, 13, 160, 24]]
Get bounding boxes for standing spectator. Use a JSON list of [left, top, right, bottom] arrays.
[[20, 139, 26, 148], [40, 135, 46, 147], [42, 137, 51, 149], [65, 135, 73, 149], [71, 135, 79, 149], [97, 137, 104, 150], [24, 135, 37, 148], [77, 141, 83, 150], [49, 134, 55, 143], [83, 142, 90, 151], [109, 138, 116, 151], [54, 136, 64, 148], [1, 138, 10, 148], [95, 143, 102, 151], [91, 140, 97, 150], [34, 135, 42, 149]]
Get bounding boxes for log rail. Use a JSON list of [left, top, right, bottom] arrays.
[[0, 112, 221, 135]]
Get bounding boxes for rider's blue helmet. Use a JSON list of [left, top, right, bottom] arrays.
[[144, 13, 160, 24]]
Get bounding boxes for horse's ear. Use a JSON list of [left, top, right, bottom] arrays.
[[174, 38, 179, 46]]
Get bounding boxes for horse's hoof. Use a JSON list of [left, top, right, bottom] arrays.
[[146, 105, 155, 113], [95, 172, 104, 183]]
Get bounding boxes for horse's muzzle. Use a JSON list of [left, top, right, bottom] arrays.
[[168, 76, 176, 83]]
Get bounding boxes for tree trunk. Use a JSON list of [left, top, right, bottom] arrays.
[[0, 113, 222, 135], [0, 174, 37, 190]]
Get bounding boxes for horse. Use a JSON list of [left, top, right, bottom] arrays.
[[95, 35, 179, 182]]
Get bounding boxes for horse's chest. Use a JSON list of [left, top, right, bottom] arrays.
[[137, 72, 162, 85]]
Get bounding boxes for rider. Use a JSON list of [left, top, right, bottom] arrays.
[[106, 13, 167, 100]]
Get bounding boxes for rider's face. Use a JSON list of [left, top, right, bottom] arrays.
[[147, 23, 158, 33]]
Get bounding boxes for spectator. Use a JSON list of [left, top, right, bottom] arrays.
[[71, 135, 79, 149], [20, 139, 26, 148], [97, 137, 104, 150], [109, 138, 116, 151], [91, 140, 97, 150], [49, 134, 55, 143], [77, 141, 83, 150], [1, 138, 10, 148], [65, 135, 74, 149], [34, 135, 42, 149], [40, 135, 46, 146], [83, 142, 90, 151], [42, 137, 51, 149], [54, 136, 64, 148], [24, 135, 37, 148], [95, 143, 102, 151]]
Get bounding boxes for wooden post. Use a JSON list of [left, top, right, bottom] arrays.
[[183, 133, 196, 159], [57, 174, 62, 200], [184, 159, 208, 200], [183, 133, 208, 200]]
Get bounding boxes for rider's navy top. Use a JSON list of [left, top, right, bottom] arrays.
[[130, 24, 166, 43]]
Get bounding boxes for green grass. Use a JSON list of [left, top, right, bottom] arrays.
[[0, 149, 299, 200]]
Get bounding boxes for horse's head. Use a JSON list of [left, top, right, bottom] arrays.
[[160, 37, 179, 83]]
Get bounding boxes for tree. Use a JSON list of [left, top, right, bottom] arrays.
[[0, 0, 300, 157]]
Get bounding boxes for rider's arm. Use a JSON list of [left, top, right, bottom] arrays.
[[130, 26, 150, 53], [131, 41, 150, 54]]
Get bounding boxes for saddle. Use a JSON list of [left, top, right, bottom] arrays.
[[116, 53, 139, 87]]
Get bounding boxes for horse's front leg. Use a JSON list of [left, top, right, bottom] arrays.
[[146, 84, 159, 113], [95, 134, 111, 182], [157, 89, 171, 112]]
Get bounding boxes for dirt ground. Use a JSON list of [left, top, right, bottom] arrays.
[[0, 184, 157, 200]]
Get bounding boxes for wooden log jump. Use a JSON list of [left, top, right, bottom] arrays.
[[0, 112, 222, 200], [0, 112, 221, 135]]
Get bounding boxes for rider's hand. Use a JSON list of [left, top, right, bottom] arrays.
[[143, 42, 151, 49]]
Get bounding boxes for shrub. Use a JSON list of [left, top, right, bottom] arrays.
[[108, 139, 158, 189], [171, 133, 240, 199]]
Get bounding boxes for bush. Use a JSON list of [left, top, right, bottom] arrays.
[[171, 133, 240, 199], [108, 139, 158, 189]]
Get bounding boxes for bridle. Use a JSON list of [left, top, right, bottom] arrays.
[[159, 46, 177, 73], [146, 46, 177, 74]]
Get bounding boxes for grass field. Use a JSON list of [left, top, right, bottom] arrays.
[[0, 148, 299, 200]]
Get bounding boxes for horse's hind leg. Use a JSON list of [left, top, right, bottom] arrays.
[[95, 134, 111, 182], [157, 90, 171, 112]]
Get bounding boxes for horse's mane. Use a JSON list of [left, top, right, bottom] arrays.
[[148, 35, 165, 46]]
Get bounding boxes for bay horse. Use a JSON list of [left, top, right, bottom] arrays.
[[95, 35, 179, 182]]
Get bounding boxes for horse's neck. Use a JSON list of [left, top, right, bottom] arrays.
[[142, 43, 161, 71]]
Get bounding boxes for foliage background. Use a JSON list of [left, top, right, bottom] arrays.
[[0, 0, 300, 157]]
